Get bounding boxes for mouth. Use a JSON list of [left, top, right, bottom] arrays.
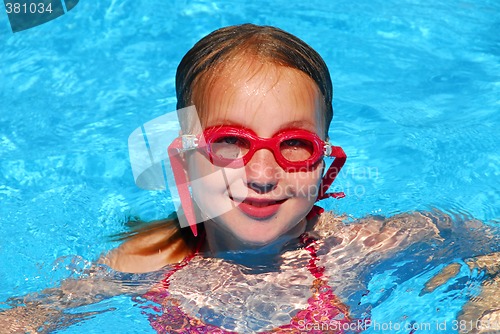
[[231, 197, 287, 219]]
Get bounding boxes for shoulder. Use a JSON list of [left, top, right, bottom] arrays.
[[100, 227, 192, 273], [317, 210, 442, 252]]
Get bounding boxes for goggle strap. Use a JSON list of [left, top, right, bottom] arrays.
[[306, 205, 325, 221], [318, 146, 347, 200], [167, 138, 198, 237]]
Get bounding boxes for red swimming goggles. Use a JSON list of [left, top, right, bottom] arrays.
[[183, 126, 334, 170], [168, 126, 347, 236]]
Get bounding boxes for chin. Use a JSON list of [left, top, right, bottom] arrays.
[[231, 226, 285, 248], [240, 236, 276, 247]]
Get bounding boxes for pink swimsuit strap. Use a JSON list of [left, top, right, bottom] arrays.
[[141, 227, 352, 333]]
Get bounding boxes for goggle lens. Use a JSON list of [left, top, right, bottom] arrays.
[[279, 138, 315, 162], [210, 136, 250, 161], [210, 135, 315, 163]]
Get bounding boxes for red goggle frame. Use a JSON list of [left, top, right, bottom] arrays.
[[191, 126, 330, 170]]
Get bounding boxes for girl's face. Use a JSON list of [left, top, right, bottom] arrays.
[[187, 60, 325, 251]]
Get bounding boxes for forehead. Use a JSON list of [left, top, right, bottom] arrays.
[[193, 58, 325, 135]]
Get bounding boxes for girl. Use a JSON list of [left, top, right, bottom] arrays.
[[102, 24, 447, 333], [106, 23, 355, 332], [107, 23, 348, 272]]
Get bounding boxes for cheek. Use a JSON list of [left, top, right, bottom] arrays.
[[187, 153, 248, 198], [284, 165, 323, 198], [187, 155, 223, 199], [186, 153, 217, 181]]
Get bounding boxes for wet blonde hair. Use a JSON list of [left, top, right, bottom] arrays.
[[176, 23, 333, 137]]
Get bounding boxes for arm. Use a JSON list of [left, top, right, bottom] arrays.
[[316, 210, 442, 296], [320, 209, 499, 302], [0, 223, 190, 333], [422, 251, 500, 333], [322, 209, 498, 267], [0, 263, 155, 333], [324, 210, 499, 331], [320, 210, 443, 267]]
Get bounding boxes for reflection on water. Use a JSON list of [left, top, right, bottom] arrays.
[[128, 210, 499, 333], [1, 209, 498, 333], [1, 0, 498, 332]]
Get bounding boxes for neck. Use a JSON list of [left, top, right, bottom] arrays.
[[203, 218, 309, 267]]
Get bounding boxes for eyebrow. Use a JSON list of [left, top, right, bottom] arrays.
[[205, 119, 319, 137], [278, 120, 317, 132]]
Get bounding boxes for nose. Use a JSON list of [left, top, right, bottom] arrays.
[[244, 148, 281, 194], [247, 182, 276, 194]]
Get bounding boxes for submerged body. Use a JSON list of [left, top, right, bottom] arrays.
[[104, 210, 500, 333], [2, 210, 499, 333]]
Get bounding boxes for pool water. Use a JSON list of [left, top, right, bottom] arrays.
[[0, 0, 498, 333]]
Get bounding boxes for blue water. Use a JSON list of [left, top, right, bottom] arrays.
[[1, 0, 499, 333]]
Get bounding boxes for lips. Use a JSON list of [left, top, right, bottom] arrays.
[[233, 197, 287, 219]]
